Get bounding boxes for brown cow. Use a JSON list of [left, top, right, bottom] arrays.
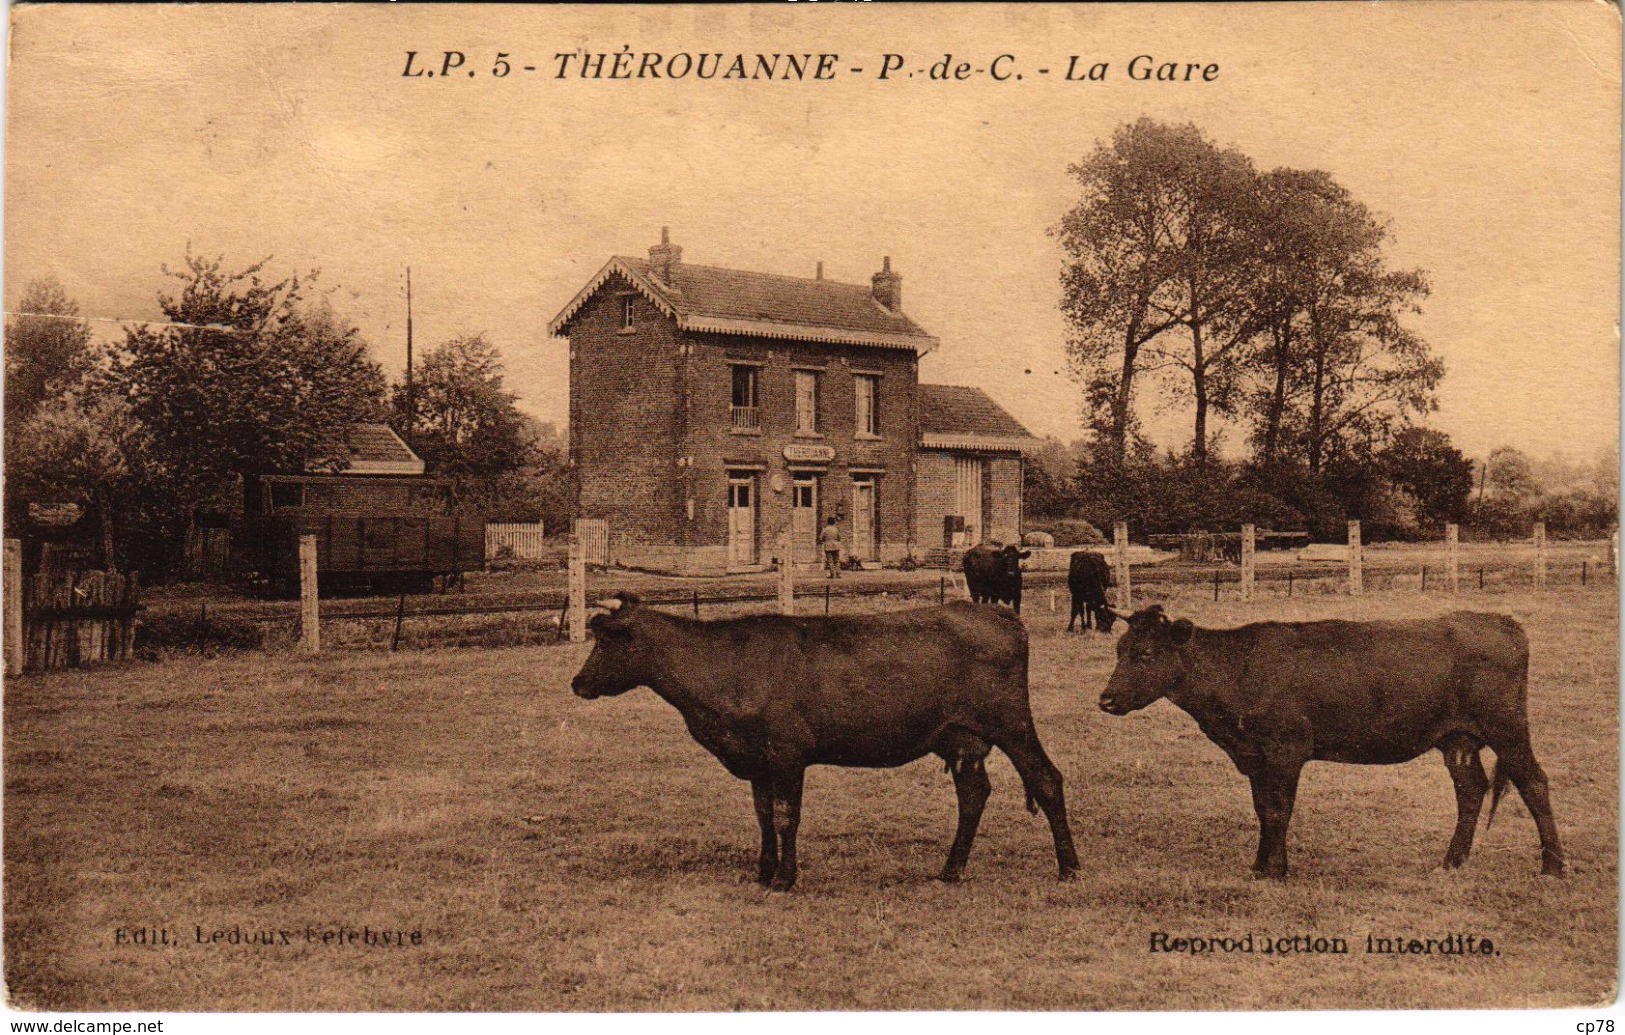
[[1098, 606, 1564, 880], [571, 593, 1079, 890]]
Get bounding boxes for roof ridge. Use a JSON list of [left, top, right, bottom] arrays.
[[626, 254, 873, 291]]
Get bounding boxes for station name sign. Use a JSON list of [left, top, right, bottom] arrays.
[[783, 444, 836, 463]]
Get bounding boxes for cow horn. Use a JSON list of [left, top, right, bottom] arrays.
[[1108, 606, 1135, 620], [595, 597, 624, 612]]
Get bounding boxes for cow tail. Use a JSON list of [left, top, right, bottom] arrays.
[[1484, 757, 1511, 830]]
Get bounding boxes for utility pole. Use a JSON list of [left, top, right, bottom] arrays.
[[404, 266, 415, 432]]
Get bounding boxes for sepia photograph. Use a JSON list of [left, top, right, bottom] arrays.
[[2, 1, 1619, 1023]]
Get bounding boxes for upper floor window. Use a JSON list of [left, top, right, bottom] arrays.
[[731, 365, 760, 430], [795, 370, 819, 434], [620, 295, 635, 330], [854, 374, 879, 436]]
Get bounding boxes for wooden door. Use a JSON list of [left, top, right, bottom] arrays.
[[851, 479, 876, 561], [727, 477, 757, 568], [791, 477, 818, 565], [954, 457, 985, 545]]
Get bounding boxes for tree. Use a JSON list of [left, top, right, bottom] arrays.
[[109, 253, 386, 554], [5, 277, 94, 434], [1381, 427, 1475, 529], [390, 333, 527, 484], [1142, 139, 1261, 465], [1482, 446, 1538, 501], [1052, 119, 1199, 463]]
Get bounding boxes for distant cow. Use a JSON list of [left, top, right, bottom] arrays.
[[572, 593, 1079, 891], [1066, 551, 1115, 633], [962, 543, 1032, 613], [1097, 606, 1564, 880]]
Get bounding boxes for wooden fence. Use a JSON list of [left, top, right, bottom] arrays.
[[485, 522, 545, 562], [15, 573, 142, 672]]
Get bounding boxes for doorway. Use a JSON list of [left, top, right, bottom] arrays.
[[727, 475, 757, 568], [851, 477, 877, 562], [791, 476, 819, 566], [954, 457, 985, 545]]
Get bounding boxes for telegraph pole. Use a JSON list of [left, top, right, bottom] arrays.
[[405, 267, 415, 431]]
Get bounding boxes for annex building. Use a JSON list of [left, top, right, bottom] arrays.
[[549, 230, 1038, 574]]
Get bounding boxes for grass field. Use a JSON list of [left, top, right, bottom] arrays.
[[4, 584, 1616, 1011]]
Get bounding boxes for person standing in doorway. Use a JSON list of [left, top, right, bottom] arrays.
[[821, 516, 842, 579]]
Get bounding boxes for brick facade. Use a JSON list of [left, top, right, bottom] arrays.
[[556, 238, 1033, 574], [569, 274, 688, 566]]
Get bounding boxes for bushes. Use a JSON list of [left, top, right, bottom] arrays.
[[136, 610, 265, 653], [1026, 518, 1107, 547]]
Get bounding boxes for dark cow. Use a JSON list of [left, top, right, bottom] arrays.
[[1098, 605, 1564, 880], [572, 592, 1079, 891], [962, 543, 1032, 613], [1066, 551, 1115, 634]]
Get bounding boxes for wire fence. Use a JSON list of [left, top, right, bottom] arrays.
[[133, 542, 1617, 657]]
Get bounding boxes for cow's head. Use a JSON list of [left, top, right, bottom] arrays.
[[1098, 605, 1195, 715], [571, 592, 653, 699], [998, 544, 1032, 577]]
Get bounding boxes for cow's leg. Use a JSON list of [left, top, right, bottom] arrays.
[[1067, 596, 1079, 633], [1248, 763, 1302, 880], [751, 777, 778, 886], [939, 751, 992, 883], [999, 733, 1080, 880], [767, 768, 806, 892], [1497, 743, 1566, 877], [1440, 735, 1488, 869]]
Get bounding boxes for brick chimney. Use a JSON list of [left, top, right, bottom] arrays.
[[871, 256, 901, 311], [648, 226, 683, 283]]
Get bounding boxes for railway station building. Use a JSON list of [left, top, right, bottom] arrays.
[[550, 231, 1038, 574]]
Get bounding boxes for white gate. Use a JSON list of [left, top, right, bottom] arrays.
[[485, 522, 544, 562], [574, 518, 610, 566]]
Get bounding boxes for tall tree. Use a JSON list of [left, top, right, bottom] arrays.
[[110, 252, 386, 524], [1052, 119, 1197, 463], [1140, 137, 1261, 465], [1260, 187, 1436, 473], [5, 276, 94, 434]]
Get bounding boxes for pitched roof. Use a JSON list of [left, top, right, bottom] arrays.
[[336, 423, 424, 475], [917, 384, 1039, 454], [549, 255, 937, 353]]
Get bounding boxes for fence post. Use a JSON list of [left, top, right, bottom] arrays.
[[5, 539, 22, 676], [568, 540, 587, 643], [391, 594, 407, 652], [1446, 523, 1460, 594], [1533, 522, 1547, 590], [299, 534, 320, 654], [1240, 524, 1256, 602], [1347, 521, 1363, 596], [1113, 522, 1132, 610], [778, 532, 796, 615]]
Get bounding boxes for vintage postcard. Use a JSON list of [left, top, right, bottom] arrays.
[[3, 1, 1618, 1025]]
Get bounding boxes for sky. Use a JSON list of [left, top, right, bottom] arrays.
[[6, 2, 1620, 463]]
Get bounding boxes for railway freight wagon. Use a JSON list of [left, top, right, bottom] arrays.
[[243, 512, 485, 595]]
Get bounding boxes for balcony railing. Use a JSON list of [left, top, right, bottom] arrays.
[[731, 405, 760, 430]]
